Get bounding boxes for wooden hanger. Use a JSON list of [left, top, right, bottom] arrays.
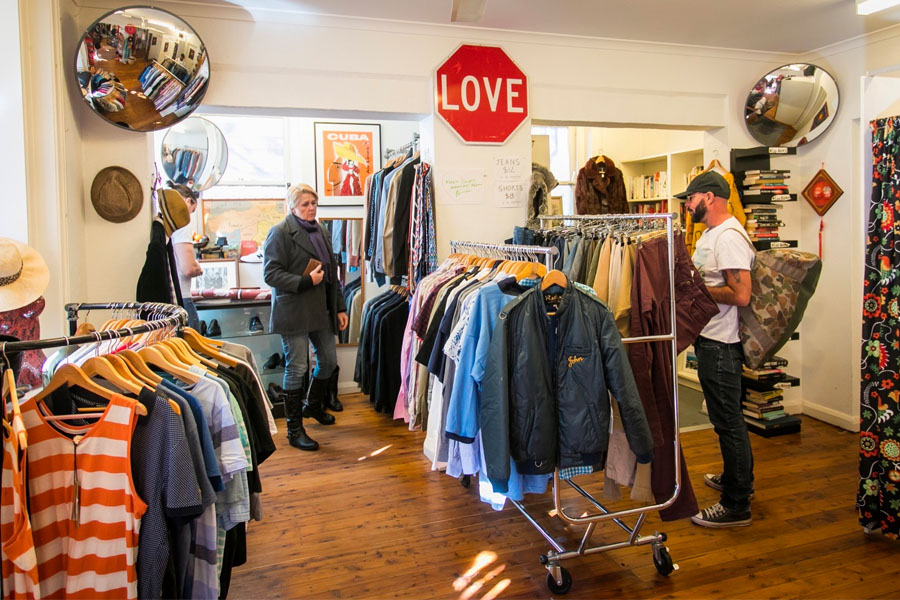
[[3, 369, 26, 450], [118, 349, 162, 385], [705, 158, 727, 174], [541, 269, 568, 291], [111, 352, 180, 415], [34, 363, 147, 419], [138, 346, 201, 384], [183, 328, 236, 366], [81, 356, 143, 396]]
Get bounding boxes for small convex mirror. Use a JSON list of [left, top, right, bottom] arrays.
[[159, 117, 228, 191], [75, 6, 210, 132], [744, 63, 839, 147]]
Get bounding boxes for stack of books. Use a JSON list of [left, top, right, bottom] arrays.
[[741, 357, 802, 437], [744, 205, 783, 243], [631, 171, 669, 200], [741, 169, 793, 203]]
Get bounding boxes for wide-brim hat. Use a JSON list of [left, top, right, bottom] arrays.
[[0, 238, 49, 313], [90, 166, 143, 223], [333, 141, 368, 166]]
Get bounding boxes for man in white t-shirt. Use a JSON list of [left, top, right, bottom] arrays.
[[675, 170, 755, 528], [169, 184, 203, 329]]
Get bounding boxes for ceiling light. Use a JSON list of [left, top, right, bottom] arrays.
[[857, 0, 900, 15]]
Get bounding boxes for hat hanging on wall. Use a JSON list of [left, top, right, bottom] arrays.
[[0, 238, 49, 313], [90, 166, 143, 223]]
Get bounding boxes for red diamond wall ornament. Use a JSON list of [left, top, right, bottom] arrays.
[[802, 168, 843, 216]]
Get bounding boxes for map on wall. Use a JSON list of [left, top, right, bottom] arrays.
[[201, 199, 285, 253]]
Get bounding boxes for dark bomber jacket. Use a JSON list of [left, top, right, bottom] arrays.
[[480, 281, 653, 493]]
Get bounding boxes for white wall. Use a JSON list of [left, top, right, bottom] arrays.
[[32, 0, 900, 423], [1, 0, 28, 241]]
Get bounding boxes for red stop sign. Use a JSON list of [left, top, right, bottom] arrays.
[[435, 44, 528, 145]]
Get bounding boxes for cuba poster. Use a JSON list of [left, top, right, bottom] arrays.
[[314, 122, 381, 205]]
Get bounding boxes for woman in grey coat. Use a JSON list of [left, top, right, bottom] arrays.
[[263, 184, 348, 451]]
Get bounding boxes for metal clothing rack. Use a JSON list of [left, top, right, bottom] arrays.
[[506, 213, 682, 594], [0, 302, 187, 371], [449, 240, 559, 270], [382, 133, 420, 160]]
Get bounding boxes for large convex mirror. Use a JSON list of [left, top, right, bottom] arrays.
[[75, 6, 209, 132], [160, 117, 228, 191], [744, 63, 839, 147]]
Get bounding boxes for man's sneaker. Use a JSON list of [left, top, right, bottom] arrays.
[[704, 473, 755, 500], [690, 502, 751, 528]]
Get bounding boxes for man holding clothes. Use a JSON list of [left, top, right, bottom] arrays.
[[675, 170, 756, 528]]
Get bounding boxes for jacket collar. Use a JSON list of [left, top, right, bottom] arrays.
[[284, 215, 316, 256], [582, 156, 619, 192]]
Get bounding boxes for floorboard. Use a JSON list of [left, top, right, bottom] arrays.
[[227, 393, 894, 599]]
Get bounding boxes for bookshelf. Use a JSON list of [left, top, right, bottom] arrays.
[[621, 149, 703, 220]]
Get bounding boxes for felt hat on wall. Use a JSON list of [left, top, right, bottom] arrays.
[[90, 166, 144, 223], [0, 238, 50, 313]]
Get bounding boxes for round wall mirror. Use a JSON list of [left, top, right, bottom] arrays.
[[744, 63, 839, 147], [74, 6, 210, 132], [159, 117, 228, 191]]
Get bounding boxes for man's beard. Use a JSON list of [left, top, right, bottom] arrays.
[[690, 201, 707, 224]]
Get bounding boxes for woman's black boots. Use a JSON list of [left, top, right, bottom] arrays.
[[284, 388, 318, 451], [303, 377, 336, 425], [325, 366, 343, 412]]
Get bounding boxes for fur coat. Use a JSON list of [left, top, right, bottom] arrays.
[[575, 156, 628, 215], [527, 163, 558, 225]]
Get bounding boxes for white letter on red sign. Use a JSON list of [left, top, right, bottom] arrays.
[[440, 74, 459, 110], [506, 78, 524, 113], [483, 77, 501, 112], [461, 76, 480, 111]]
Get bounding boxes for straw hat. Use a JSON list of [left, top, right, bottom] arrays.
[[90, 166, 143, 223], [0, 238, 49, 313], [332, 141, 368, 166]]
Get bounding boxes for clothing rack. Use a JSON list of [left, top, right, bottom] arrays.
[[382, 133, 420, 160], [509, 212, 682, 592], [0, 302, 187, 366], [449, 240, 559, 270]]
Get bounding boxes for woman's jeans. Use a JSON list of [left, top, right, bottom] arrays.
[[695, 335, 754, 512], [281, 330, 337, 391]]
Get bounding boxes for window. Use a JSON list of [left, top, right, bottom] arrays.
[[532, 125, 574, 214], [205, 115, 287, 186]]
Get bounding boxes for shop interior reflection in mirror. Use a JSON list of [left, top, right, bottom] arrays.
[[319, 218, 364, 345]]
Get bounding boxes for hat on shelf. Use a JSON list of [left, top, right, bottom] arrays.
[[674, 170, 730, 200], [90, 166, 144, 223], [0, 238, 50, 313], [332, 141, 368, 166], [158, 188, 191, 236]]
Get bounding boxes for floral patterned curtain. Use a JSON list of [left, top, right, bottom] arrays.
[[859, 116, 900, 539]]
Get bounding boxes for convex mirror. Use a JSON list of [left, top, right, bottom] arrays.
[[744, 63, 839, 147], [160, 117, 228, 191], [75, 6, 209, 132]]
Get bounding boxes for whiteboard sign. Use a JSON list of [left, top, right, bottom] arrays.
[[439, 169, 486, 205]]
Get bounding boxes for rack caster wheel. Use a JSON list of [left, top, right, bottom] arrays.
[[458, 474, 471, 488], [546, 567, 572, 595], [652, 546, 676, 576]]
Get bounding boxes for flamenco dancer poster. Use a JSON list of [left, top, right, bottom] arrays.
[[314, 122, 381, 206]]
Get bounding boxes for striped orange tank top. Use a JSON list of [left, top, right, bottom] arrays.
[[1, 411, 40, 599], [21, 392, 147, 599]]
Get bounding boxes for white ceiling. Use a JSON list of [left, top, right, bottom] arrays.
[[176, 0, 900, 54]]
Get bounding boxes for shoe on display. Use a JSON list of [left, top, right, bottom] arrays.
[[263, 353, 282, 370], [690, 502, 751, 528], [249, 315, 264, 335], [199, 320, 208, 336], [208, 319, 222, 338], [267, 382, 286, 404], [704, 473, 755, 500]]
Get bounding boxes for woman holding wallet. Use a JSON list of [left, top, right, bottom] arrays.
[[263, 183, 348, 451]]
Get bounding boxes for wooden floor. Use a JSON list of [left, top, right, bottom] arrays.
[[230, 394, 897, 599]]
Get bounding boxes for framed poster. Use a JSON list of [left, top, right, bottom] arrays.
[[314, 122, 381, 206], [188, 48, 195, 60], [192, 258, 239, 293], [201, 198, 285, 257]]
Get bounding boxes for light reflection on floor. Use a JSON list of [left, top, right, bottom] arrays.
[[454, 550, 512, 600], [357, 444, 392, 461]]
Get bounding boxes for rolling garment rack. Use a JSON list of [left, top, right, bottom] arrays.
[[490, 212, 681, 594], [0, 301, 188, 373]]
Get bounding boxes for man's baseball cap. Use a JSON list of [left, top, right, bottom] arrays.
[[674, 170, 730, 200]]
